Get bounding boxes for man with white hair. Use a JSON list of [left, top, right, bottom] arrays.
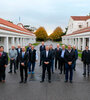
[[8, 46, 17, 73]]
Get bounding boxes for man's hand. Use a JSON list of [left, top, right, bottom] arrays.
[[44, 62, 49, 64], [4, 65, 7, 67], [11, 58, 14, 60], [68, 62, 72, 65], [21, 63, 25, 66]]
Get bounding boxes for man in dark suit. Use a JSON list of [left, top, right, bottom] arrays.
[[19, 47, 28, 83], [26, 43, 32, 53], [28, 45, 38, 74], [81, 46, 90, 77], [16, 45, 22, 70], [0, 46, 8, 83], [49, 44, 55, 74], [55, 44, 61, 70], [64, 45, 75, 83], [39, 41, 45, 66], [73, 46, 78, 71], [60, 45, 66, 74], [40, 45, 52, 83]]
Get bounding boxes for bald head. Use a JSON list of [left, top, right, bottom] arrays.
[[73, 45, 76, 50], [12, 46, 15, 50], [46, 45, 49, 51], [57, 44, 60, 48], [62, 45, 65, 50], [42, 41, 44, 46], [22, 46, 25, 52], [68, 45, 71, 50], [18, 45, 21, 48]]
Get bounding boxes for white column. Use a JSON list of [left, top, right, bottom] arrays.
[[4, 37, 8, 52], [16, 38, 19, 46], [75, 38, 78, 48], [89, 37, 90, 50], [22, 38, 25, 46], [82, 38, 86, 50], [78, 38, 81, 50], [20, 38, 22, 47], [11, 37, 15, 45]]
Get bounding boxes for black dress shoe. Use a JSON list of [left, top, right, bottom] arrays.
[[65, 80, 68, 83], [14, 71, 16, 74], [8, 71, 12, 73], [48, 80, 51, 83], [40, 80, 44, 83], [70, 80, 72, 83], [24, 80, 27, 83], [19, 81, 23, 83]]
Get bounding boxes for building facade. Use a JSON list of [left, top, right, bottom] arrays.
[[0, 18, 36, 52], [62, 16, 90, 50]]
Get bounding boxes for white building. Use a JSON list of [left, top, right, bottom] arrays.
[[62, 16, 90, 50], [0, 18, 36, 52]]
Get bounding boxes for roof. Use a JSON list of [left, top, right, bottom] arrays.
[[0, 18, 35, 36], [71, 16, 90, 21], [62, 27, 90, 37]]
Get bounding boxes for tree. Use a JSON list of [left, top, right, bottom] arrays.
[[49, 27, 63, 41], [34, 27, 48, 41]]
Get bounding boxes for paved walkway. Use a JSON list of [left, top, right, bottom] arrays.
[[0, 41, 90, 100]]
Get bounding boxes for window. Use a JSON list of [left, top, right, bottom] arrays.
[[87, 22, 88, 27], [79, 25, 82, 28], [0, 37, 2, 42]]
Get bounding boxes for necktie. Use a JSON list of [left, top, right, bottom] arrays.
[[0, 53, 2, 57], [22, 52, 25, 58]]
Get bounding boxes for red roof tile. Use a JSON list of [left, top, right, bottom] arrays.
[[62, 27, 90, 37], [0, 18, 35, 36], [71, 16, 90, 21]]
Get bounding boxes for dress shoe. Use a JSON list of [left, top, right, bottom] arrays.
[[40, 80, 44, 83], [48, 80, 51, 83], [19, 81, 23, 83], [70, 80, 72, 83], [24, 80, 27, 83], [65, 80, 68, 83], [8, 71, 12, 73], [14, 71, 16, 74]]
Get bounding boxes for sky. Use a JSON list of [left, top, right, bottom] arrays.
[[0, 0, 90, 35]]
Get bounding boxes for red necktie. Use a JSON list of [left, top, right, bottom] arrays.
[[0, 53, 2, 57]]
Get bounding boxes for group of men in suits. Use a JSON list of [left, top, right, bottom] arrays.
[[2, 41, 90, 84], [40, 42, 78, 83], [8, 43, 37, 84]]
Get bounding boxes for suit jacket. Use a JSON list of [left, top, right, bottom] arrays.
[[41, 50, 52, 66], [81, 50, 90, 64], [16, 48, 22, 57], [40, 45, 45, 52], [73, 49, 78, 60], [60, 49, 66, 59], [0, 52, 8, 66], [64, 49, 75, 64], [55, 48, 62, 59], [19, 52, 28, 66], [26, 47, 31, 53], [49, 49, 55, 60]]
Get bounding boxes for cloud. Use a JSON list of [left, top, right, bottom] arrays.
[[0, 0, 90, 34]]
